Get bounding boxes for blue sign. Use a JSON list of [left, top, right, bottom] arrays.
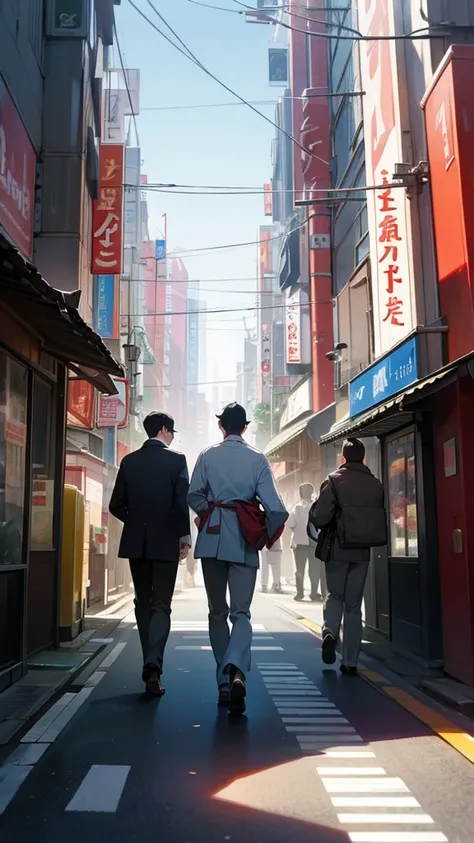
[[349, 336, 418, 418], [155, 239, 166, 260], [93, 274, 116, 339]]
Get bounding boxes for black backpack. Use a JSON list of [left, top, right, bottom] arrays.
[[328, 474, 387, 549]]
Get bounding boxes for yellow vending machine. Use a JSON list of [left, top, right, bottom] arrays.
[[60, 484, 86, 641]]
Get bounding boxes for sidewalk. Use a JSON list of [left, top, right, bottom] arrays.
[[0, 593, 135, 756]]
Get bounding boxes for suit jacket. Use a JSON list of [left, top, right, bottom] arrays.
[[187, 435, 288, 567], [109, 439, 191, 562]]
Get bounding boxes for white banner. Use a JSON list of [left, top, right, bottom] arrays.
[[285, 287, 301, 365], [358, 0, 414, 356]]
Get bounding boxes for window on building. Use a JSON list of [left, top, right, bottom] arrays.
[[0, 352, 28, 566], [336, 272, 371, 386], [387, 432, 418, 558], [30, 377, 55, 551]]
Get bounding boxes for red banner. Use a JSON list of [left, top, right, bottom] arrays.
[[92, 144, 124, 275], [67, 379, 95, 429], [0, 83, 37, 257], [259, 230, 272, 277]]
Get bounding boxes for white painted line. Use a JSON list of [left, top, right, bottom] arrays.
[[263, 679, 317, 684], [276, 706, 337, 713], [85, 671, 106, 688], [176, 645, 284, 651], [268, 690, 322, 696], [0, 766, 33, 815], [348, 834, 447, 843], [283, 717, 349, 724], [323, 751, 376, 758], [251, 647, 284, 651], [332, 797, 421, 808], [21, 693, 77, 743], [322, 778, 409, 793], [298, 734, 363, 743], [39, 688, 94, 743], [182, 634, 275, 640], [257, 663, 296, 667], [287, 725, 356, 732], [5, 743, 49, 767], [89, 638, 114, 645], [65, 765, 131, 813], [317, 767, 386, 776], [100, 643, 127, 669], [339, 815, 434, 825], [260, 670, 306, 675]]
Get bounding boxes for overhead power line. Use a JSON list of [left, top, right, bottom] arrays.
[[127, 0, 329, 166], [129, 297, 331, 318]]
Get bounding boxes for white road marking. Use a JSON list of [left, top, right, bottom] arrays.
[[322, 778, 410, 793], [4, 744, 49, 767], [332, 797, 421, 808], [0, 766, 33, 815], [268, 689, 322, 695], [282, 717, 349, 724], [21, 693, 77, 743], [323, 752, 377, 759], [39, 688, 94, 743], [100, 643, 127, 669], [317, 767, 386, 776], [339, 815, 434, 825], [85, 671, 106, 688], [65, 765, 131, 813], [348, 834, 447, 843], [276, 705, 337, 712], [287, 725, 357, 732], [175, 645, 284, 651], [298, 735, 363, 744], [89, 638, 114, 645]]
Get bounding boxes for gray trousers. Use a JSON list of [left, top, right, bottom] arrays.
[[201, 558, 257, 689], [323, 560, 369, 668], [261, 549, 282, 588], [130, 559, 179, 673]]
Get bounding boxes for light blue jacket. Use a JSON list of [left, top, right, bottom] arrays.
[[187, 435, 288, 566]]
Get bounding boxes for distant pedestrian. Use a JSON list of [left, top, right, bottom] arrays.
[[288, 483, 326, 602], [109, 412, 191, 696], [188, 403, 288, 714], [261, 536, 284, 594], [308, 438, 386, 675]]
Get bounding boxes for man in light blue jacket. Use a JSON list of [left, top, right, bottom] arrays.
[[188, 403, 288, 714]]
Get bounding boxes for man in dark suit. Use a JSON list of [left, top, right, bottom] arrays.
[[109, 412, 191, 695]]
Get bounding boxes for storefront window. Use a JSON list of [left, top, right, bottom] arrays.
[[0, 352, 28, 566], [31, 377, 55, 550], [387, 432, 418, 557]]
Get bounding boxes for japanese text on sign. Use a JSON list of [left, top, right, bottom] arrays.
[[92, 144, 124, 275], [378, 170, 405, 329], [286, 296, 301, 365]]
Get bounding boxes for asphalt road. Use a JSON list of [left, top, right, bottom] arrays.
[[1, 586, 473, 843]]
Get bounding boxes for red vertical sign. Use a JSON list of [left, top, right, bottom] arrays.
[[0, 83, 37, 257], [92, 144, 124, 275]]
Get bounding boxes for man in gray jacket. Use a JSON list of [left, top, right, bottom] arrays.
[[188, 403, 288, 713], [310, 438, 384, 676]]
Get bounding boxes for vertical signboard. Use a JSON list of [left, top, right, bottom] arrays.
[[97, 378, 129, 428], [260, 322, 271, 404], [264, 183, 273, 217], [186, 301, 199, 423], [93, 274, 119, 339], [422, 46, 474, 363], [92, 144, 124, 275], [269, 48, 288, 86], [358, 0, 414, 357], [259, 228, 272, 276], [0, 82, 37, 258], [285, 287, 301, 365]]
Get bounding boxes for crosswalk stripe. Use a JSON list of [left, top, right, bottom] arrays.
[[347, 834, 447, 843], [339, 815, 434, 825], [282, 717, 349, 724], [332, 798, 421, 808], [317, 767, 386, 776], [322, 778, 410, 793], [65, 765, 130, 813]]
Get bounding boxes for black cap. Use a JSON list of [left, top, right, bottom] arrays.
[[143, 411, 177, 438], [216, 403, 250, 432]]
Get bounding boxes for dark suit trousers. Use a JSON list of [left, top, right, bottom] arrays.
[[129, 559, 179, 673], [294, 545, 327, 600]]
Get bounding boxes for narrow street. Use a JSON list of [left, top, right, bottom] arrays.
[[0, 587, 471, 843]]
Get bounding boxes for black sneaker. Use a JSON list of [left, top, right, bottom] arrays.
[[218, 687, 230, 706], [146, 668, 165, 696], [294, 594, 304, 602], [321, 632, 337, 665], [340, 665, 358, 677]]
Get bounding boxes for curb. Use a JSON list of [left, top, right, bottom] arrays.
[[263, 593, 474, 767]]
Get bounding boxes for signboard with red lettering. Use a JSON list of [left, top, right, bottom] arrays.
[[259, 228, 272, 276], [358, 0, 414, 356], [264, 183, 272, 216], [0, 81, 37, 257], [67, 379, 95, 429], [285, 287, 301, 365], [92, 144, 125, 275], [97, 377, 129, 428]]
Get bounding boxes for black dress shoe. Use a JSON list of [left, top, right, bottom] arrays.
[[321, 632, 337, 665], [228, 667, 246, 715], [218, 688, 230, 706], [340, 665, 358, 677], [145, 667, 165, 696]]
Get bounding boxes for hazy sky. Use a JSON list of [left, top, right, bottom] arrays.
[[115, 0, 282, 393]]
